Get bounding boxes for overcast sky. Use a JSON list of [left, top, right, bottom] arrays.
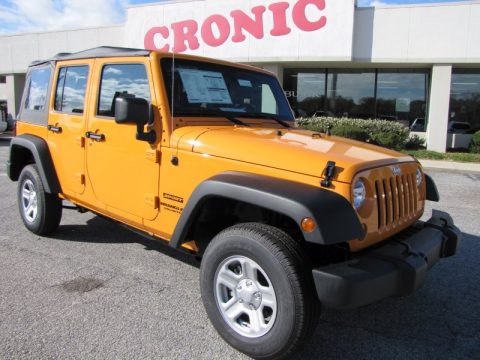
[[0, 0, 471, 35]]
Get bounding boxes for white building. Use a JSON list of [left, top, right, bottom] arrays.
[[1, 0, 479, 152]]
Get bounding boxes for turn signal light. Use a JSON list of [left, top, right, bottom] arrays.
[[301, 217, 316, 233]]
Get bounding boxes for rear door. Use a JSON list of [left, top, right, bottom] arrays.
[[48, 60, 92, 196], [85, 58, 160, 222]]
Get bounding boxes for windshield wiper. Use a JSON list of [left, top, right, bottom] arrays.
[[176, 109, 249, 127], [238, 113, 292, 128], [224, 114, 250, 127]]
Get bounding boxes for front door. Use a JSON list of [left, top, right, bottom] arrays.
[[85, 59, 160, 222], [48, 61, 92, 196]]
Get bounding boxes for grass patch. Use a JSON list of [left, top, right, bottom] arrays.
[[404, 150, 480, 163]]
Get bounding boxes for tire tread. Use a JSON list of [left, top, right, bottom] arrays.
[[18, 164, 62, 235], [201, 222, 320, 360]]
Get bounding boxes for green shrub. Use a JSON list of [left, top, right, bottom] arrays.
[[405, 134, 426, 150], [470, 130, 480, 154], [297, 116, 410, 150], [331, 124, 369, 142], [404, 150, 445, 160], [405, 150, 480, 162], [370, 132, 408, 150]]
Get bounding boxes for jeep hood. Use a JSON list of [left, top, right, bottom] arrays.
[[174, 127, 414, 183]]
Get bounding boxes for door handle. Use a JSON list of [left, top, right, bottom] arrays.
[[85, 131, 105, 142], [47, 125, 62, 133]]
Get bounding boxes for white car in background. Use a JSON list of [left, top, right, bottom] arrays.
[[448, 121, 472, 134], [0, 109, 8, 133]]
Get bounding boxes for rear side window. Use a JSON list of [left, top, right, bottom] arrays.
[[97, 64, 151, 117], [24, 67, 51, 111], [54, 66, 89, 114]]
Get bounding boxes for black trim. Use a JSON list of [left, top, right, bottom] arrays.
[[169, 172, 364, 248], [425, 174, 440, 202], [312, 210, 461, 309], [30, 47, 150, 67], [8, 135, 62, 194]]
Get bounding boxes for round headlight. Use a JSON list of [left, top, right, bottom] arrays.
[[416, 168, 423, 187], [353, 180, 366, 210]]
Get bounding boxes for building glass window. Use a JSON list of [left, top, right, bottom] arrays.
[[326, 69, 375, 119], [284, 69, 326, 117], [284, 68, 430, 127], [450, 69, 480, 133], [98, 64, 151, 117], [377, 69, 429, 131], [24, 67, 51, 111], [54, 66, 89, 114], [0, 75, 6, 83]]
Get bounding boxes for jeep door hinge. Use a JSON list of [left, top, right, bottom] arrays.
[[146, 149, 160, 163], [76, 173, 85, 185], [145, 194, 159, 209], [76, 136, 85, 148]]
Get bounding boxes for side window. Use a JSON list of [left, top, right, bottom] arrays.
[[97, 64, 151, 117], [25, 67, 51, 111], [54, 66, 89, 114], [261, 84, 278, 115]]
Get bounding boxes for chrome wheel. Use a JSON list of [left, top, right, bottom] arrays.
[[214, 255, 277, 338], [22, 179, 38, 223]]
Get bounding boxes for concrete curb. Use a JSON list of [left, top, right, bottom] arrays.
[[420, 159, 480, 173]]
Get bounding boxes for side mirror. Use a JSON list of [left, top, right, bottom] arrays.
[[115, 97, 156, 144], [115, 96, 148, 125]]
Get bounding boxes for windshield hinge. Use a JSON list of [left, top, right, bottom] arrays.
[[321, 161, 336, 188]]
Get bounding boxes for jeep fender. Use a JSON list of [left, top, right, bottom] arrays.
[[170, 172, 364, 248], [8, 134, 61, 194], [425, 174, 440, 202]]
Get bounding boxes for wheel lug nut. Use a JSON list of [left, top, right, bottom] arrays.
[[247, 281, 252, 286]]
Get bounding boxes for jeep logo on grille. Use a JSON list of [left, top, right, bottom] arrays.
[[392, 166, 402, 176]]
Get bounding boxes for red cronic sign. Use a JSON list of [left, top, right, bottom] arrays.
[[144, 0, 328, 53]]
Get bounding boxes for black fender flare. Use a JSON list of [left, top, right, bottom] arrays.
[[425, 174, 440, 202], [7, 134, 62, 194], [170, 172, 364, 248]]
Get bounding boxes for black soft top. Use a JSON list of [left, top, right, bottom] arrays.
[[30, 46, 151, 67]]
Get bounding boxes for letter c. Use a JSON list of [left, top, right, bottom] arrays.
[[144, 26, 170, 52], [292, 0, 327, 32]]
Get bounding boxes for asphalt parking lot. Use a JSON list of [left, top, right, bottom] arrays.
[[0, 133, 479, 360]]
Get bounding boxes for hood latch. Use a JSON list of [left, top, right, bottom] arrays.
[[321, 161, 336, 188]]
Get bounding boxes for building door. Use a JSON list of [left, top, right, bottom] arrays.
[[85, 60, 160, 222], [48, 61, 92, 196]]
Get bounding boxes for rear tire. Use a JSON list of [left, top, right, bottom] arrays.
[[18, 164, 62, 235], [200, 223, 320, 360]]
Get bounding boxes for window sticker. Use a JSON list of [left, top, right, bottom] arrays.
[[238, 79, 252, 87], [178, 69, 232, 104]]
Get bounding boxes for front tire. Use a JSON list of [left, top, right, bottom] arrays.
[[17, 164, 62, 235], [200, 223, 320, 360]]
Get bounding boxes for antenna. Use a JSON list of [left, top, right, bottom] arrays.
[[171, 48, 175, 133]]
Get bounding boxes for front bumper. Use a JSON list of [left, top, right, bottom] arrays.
[[312, 210, 461, 310]]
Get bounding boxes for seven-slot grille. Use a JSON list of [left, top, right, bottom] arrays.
[[374, 172, 418, 231]]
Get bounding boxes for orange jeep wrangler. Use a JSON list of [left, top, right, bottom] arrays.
[[8, 47, 461, 359]]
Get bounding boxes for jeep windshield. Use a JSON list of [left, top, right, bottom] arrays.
[[161, 58, 294, 125]]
